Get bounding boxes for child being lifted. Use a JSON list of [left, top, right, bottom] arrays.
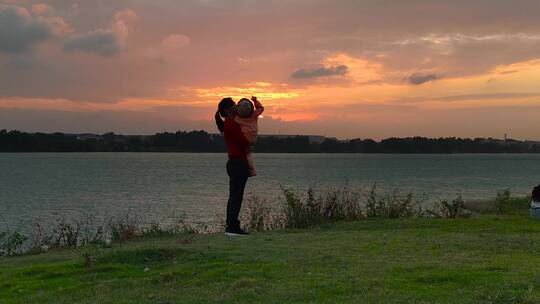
[[235, 96, 264, 177]]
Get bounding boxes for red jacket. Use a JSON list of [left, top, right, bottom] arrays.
[[224, 117, 250, 159]]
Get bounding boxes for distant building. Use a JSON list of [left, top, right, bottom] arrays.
[[259, 134, 327, 144], [76, 134, 102, 141]]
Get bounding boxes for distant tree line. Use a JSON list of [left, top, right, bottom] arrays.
[[1, 129, 539, 153]]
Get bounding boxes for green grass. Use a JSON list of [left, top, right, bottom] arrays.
[[2, 215, 540, 303]]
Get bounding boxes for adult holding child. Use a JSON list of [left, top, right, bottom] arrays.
[[214, 96, 263, 236]]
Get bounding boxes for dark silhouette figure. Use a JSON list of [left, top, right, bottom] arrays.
[[530, 184, 540, 218], [215, 98, 251, 236], [532, 185, 540, 202]]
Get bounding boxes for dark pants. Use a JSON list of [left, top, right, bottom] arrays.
[[226, 158, 249, 229]]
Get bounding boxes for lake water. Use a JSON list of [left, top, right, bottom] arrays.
[[1, 153, 539, 228]]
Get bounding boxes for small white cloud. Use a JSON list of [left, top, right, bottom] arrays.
[[31, 4, 52, 16], [141, 34, 191, 60], [161, 34, 191, 50], [40, 16, 72, 35], [111, 9, 138, 41], [70, 3, 79, 16]]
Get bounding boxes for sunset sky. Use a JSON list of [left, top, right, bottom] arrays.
[[1, 0, 540, 139]]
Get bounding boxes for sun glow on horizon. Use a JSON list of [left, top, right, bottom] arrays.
[[193, 82, 300, 101]]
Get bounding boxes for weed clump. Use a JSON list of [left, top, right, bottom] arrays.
[[0, 213, 200, 257], [108, 213, 140, 242], [495, 190, 512, 214], [279, 186, 366, 229], [243, 196, 277, 232], [0, 231, 27, 256], [268, 184, 424, 229], [366, 184, 421, 219], [494, 190, 529, 214], [428, 195, 469, 219]]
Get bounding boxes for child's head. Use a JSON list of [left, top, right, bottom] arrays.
[[237, 98, 254, 118]]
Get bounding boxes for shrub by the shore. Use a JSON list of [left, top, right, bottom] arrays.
[[241, 185, 513, 232], [244, 185, 425, 231]]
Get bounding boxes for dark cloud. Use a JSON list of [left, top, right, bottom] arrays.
[[291, 65, 348, 79], [407, 73, 441, 85], [63, 30, 119, 57], [0, 6, 51, 53]]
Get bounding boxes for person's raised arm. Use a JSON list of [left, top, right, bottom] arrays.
[[251, 96, 264, 116]]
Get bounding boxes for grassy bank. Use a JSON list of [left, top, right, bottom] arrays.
[[2, 213, 540, 303]]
